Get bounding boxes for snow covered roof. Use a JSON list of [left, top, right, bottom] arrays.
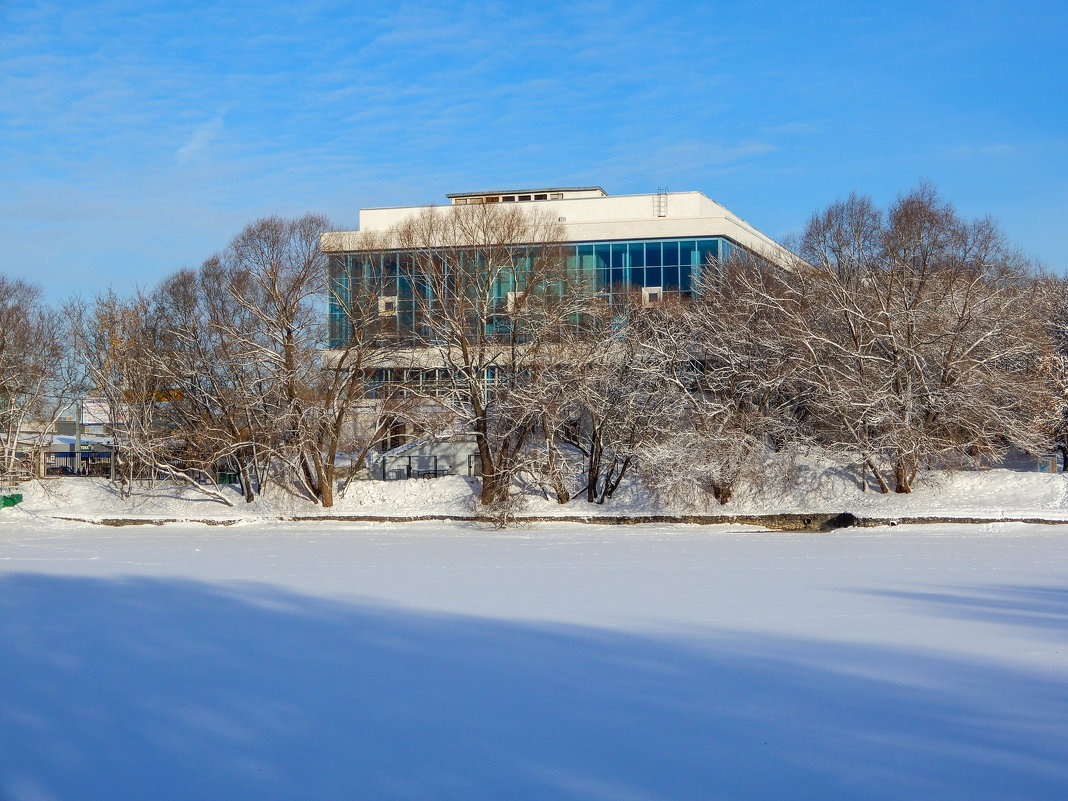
[[380, 433, 477, 459], [50, 435, 114, 447]]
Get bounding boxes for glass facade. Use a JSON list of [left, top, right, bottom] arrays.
[[568, 236, 732, 305], [329, 236, 734, 348]]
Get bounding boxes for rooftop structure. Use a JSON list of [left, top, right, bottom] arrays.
[[445, 187, 607, 203], [325, 187, 791, 264]]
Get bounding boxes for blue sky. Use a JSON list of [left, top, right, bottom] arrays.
[[2, 0, 1065, 301]]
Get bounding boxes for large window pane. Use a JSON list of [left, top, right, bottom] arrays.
[[645, 266, 661, 288], [681, 240, 696, 267], [594, 244, 610, 270], [646, 241, 662, 267], [629, 242, 644, 268], [576, 244, 596, 279], [663, 241, 679, 265], [680, 264, 692, 292], [662, 265, 679, 289], [697, 239, 719, 267], [611, 243, 627, 268]]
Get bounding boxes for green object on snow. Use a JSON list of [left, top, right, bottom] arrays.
[[1, 493, 23, 507]]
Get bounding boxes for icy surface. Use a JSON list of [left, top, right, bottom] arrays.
[[0, 517, 1066, 800]]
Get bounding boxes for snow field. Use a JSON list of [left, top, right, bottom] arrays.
[[0, 518, 1066, 800]]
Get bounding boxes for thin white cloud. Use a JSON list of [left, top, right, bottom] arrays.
[[177, 111, 226, 164]]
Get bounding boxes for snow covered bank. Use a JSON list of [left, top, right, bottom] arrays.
[[6, 461, 1068, 526]]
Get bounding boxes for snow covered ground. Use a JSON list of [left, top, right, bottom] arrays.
[[9, 458, 1068, 523], [1, 515, 1066, 800]]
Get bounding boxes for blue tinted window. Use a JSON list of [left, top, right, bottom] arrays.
[[575, 244, 596, 279], [645, 266, 661, 288], [662, 265, 679, 289], [629, 243, 644, 267], [663, 241, 678, 265], [680, 264, 692, 291], [681, 241, 696, 266], [646, 241, 662, 267], [611, 243, 627, 268], [594, 244, 610, 270], [697, 239, 718, 267]]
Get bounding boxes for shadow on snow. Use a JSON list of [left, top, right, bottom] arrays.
[[1, 574, 1066, 801], [851, 583, 1068, 633]]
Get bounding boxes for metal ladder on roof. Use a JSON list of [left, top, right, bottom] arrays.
[[655, 186, 668, 217]]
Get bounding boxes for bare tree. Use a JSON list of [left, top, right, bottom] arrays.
[[789, 184, 1055, 491], [634, 259, 801, 506], [149, 214, 407, 508], [1038, 273, 1068, 467], [210, 214, 330, 502], [146, 263, 275, 503], [162, 213, 392, 508], [0, 277, 73, 481], [74, 288, 240, 504], [75, 214, 385, 508], [388, 202, 580, 506], [532, 297, 682, 504], [314, 232, 416, 504]]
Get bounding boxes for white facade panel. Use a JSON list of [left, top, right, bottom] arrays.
[[324, 188, 794, 265]]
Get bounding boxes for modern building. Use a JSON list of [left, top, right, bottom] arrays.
[[322, 186, 793, 349], [321, 187, 793, 479]]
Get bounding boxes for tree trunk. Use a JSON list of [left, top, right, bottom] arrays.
[[866, 458, 890, 494], [586, 434, 602, 503], [600, 456, 631, 502], [320, 463, 334, 508], [893, 460, 912, 493], [239, 463, 255, 503], [476, 431, 508, 505], [548, 469, 570, 504]]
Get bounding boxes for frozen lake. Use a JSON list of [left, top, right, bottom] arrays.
[[1, 520, 1067, 800]]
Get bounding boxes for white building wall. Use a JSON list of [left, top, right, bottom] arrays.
[[324, 189, 794, 265]]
